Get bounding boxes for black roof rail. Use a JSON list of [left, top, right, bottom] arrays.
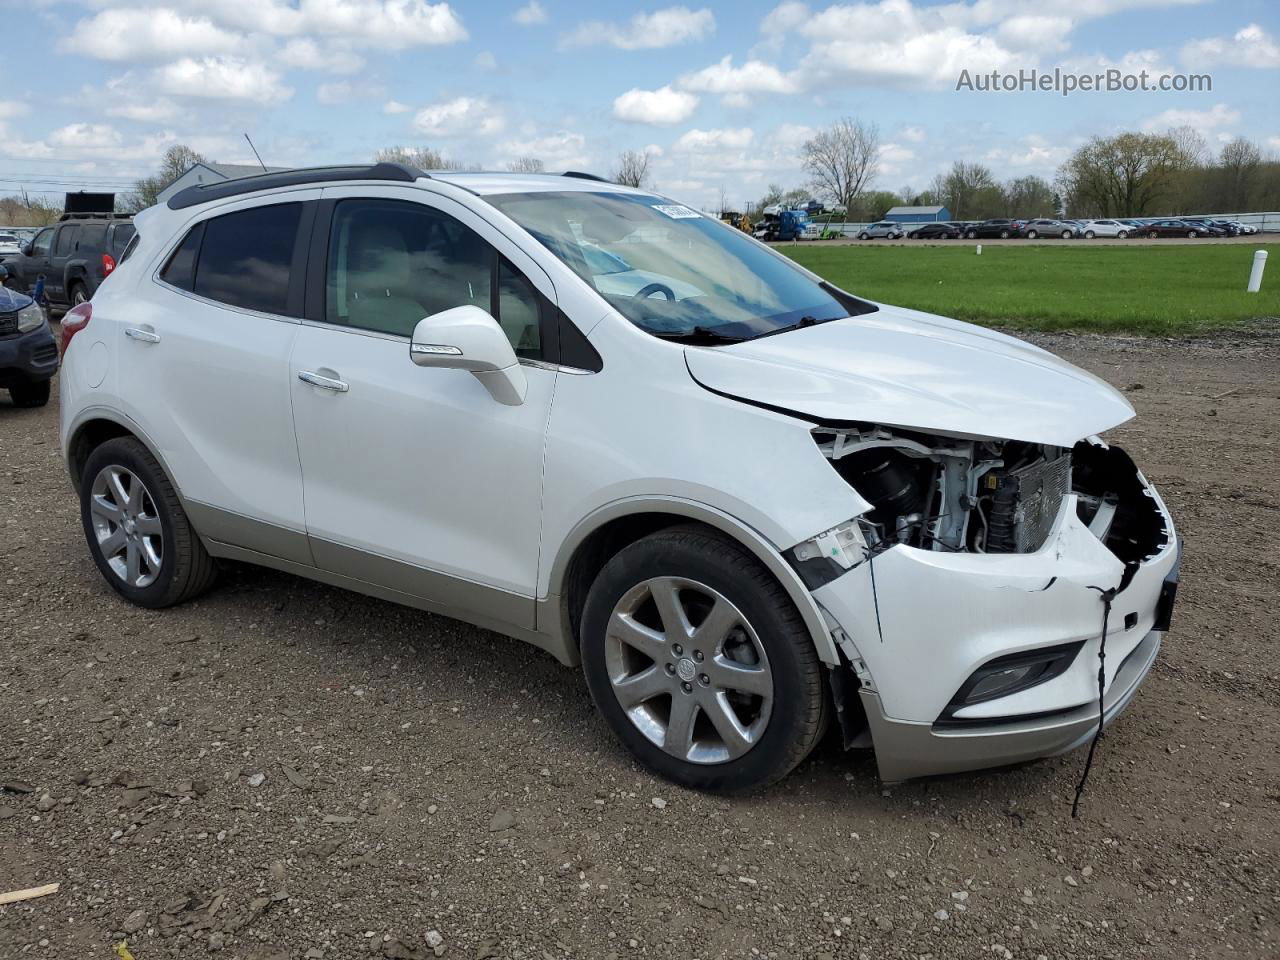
[[58, 211, 133, 222], [167, 162, 427, 211], [561, 171, 611, 183]]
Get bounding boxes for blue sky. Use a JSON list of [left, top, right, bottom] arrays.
[[0, 0, 1277, 210]]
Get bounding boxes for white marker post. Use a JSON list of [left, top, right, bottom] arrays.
[[976, 244, 982, 256], [1247, 249, 1267, 293]]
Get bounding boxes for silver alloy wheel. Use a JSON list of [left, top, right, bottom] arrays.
[[72, 286, 87, 305], [604, 576, 773, 764], [89, 465, 163, 588]]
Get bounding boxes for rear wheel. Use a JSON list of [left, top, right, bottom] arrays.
[[966, 230, 977, 239], [1149, 231, 1159, 239], [70, 282, 87, 306], [858, 232, 869, 240], [580, 525, 827, 793], [1000, 230, 1011, 238], [1062, 230, 1073, 239], [1187, 230, 1198, 238], [80, 437, 217, 608], [1084, 231, 1095, 239], [9, 380, 51, 407], [1118, 230, 1128, 239]]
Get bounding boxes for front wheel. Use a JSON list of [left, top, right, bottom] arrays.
[[1000, 230, 1011, 239], [80, 437, 218, 608], [1187, 230, 1198, 238], [580, 525, 827, 793], [1118, 230, 1128, 239], [858, 232, 869, 240], [966, 231, 977, 239], [1149, 231, 1159, 239], [1084, 231, 1095, 239], [1024, 230, 1037, 239], [9, 380, 51, 407]]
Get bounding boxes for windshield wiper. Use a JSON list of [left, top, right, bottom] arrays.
[[651, 325, 748, 344], [751, 314, 842, 340]]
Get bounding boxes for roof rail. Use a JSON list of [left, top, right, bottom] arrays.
[[58, 211, 133, 222], [562, 171, 611, 183], [167, 162, 427, 211]]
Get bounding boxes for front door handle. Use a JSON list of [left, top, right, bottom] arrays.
[[124, 326, 160, 344], [297, 369, 349, 393]]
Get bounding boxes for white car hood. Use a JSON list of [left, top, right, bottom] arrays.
[[684, 303, 1134, 446]]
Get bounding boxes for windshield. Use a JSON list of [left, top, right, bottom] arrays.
[[486, 191, 872, 340]]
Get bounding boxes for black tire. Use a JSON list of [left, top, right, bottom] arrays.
[[1000, 230, 1010, 239], [1084, 231, 1095, 239], [9, 380, 51, 407], [70, 282, 88, 306], [80, 437, 217, 608], [1024, 230, 1036, 239], [580, 525, 828, 793], [1062, 231, 1073, 239], [966, 230, 977, 239], [1148, 231, 1158, 239], [1187, 230, 1198, 238], [1118, 230, 1128, 239], [858, 232, 869, 240]]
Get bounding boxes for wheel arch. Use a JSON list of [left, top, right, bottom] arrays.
[[66, 409, 181, 500], [543, 497, 840, 669]]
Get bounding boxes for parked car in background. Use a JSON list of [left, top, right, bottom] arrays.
[[857, 221, 906, 239], [1079, 220, 1131, 239], [964, 219, 1022, 239], [56, 163, 1180, 791], [0, 283, 58, 407], [1206, 219, 1240, 236], [0, 232, 24, 262], [804, 199, 824, 216], [4, 215, 135, 307], [1022, 219, 1076, 239], [1232, 221, 1259, 235], [906, 222, 960, 239], [1142, 219, 1203, 238], [1178, 219, 1228, 237]]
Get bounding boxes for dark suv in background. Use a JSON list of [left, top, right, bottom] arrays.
[[964, 218, 1024, 239], [3, 214, 135, 308]]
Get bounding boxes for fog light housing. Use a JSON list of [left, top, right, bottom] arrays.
[[938, 641, 1084, 723]]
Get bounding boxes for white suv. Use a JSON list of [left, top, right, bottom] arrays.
[[59, 164, 1179, 791]]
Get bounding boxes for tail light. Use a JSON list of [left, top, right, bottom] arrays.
[[60, 302, 91, 355], [102, 252, 116, 275]]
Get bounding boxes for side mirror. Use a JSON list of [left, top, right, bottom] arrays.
[[20, 243, 32, 257], [410, 305, 527, 406]]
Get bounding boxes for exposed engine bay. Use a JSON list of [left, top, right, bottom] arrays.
[[814, 425, 1170, 562]]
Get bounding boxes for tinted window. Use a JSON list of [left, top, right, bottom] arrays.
[[31, 229, 52, 256], [110, 223, 136, 257], [327, 198, 541, 357], [53, 225, 80, 256], [81, 224, 107, 249], [193, 203, 301, 315], [160, 223, 204, 292]]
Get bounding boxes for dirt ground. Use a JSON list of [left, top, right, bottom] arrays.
[[1, 327, 1278, 960]]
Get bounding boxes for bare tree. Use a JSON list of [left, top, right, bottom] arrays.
[[611, 150, 652, 188], [507, 156, 545, 173], [123, 144, 208, 212], [1217, 137, 1262, 210], [801, 118, 879, 212], [376, 145, 467, 171]]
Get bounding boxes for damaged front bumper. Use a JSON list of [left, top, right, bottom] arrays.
[[812, 478, 1178, 782]]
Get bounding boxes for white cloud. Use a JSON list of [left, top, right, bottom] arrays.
[[673, 128, 755, 152], [60, 8, 243, 62], [1182, 23, 1280, 68], [412, 96, 504, 137], [513, 1, 548, 25], [383, 99, 411, 114], [0, 101, 29, 121], [995, 15, 1072, 52], [613, 86, 699, 125], [278, 38, 365, 73], [679, 56, 800, 96], [899, 125, 926, 143], [1142, 102, 1241, 133], [317, 82, 352, 104], [564, 6, 714, 49], [105, 98, 182, 123], [1060, 48, 1175, 75], [48, 123, 124, 151], [980, 134, 1073, 176], [878, 142, 916, 177], [153, 57, 293, 104], [475, 50, 498, 70], [496, 131, 590, 168]]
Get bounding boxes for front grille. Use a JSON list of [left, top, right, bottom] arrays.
[[1008, 452, 1072, 552], [33, 342, 58, 363], [0, 312, 16, 337]]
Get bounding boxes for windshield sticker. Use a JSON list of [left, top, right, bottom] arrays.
[[652, 204, 701, 220]]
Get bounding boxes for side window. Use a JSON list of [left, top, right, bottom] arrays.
[[324, 198, 549, 358], [31, 229, 52, 257], [194, 203, 301, 315], [160, 223, 204, 292], [53, 225, 79, 256], [81, 224, 107, 251], [497, 257, 542, 359], [110, 223, 136, 257]]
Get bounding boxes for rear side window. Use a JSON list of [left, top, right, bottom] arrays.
[[81, 224, 107, 250], [110, 223, 136, 257], [194, 203, 302, 315], [53, 225, 79, 256], [160, 223, 204, 292]]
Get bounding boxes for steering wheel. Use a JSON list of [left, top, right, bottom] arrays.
[[633, 282, 675, 300]]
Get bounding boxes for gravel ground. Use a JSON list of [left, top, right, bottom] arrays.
[[2, 328, 1278, 960]]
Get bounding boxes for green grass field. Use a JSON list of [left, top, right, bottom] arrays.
[[780, 242, 1280, 335]]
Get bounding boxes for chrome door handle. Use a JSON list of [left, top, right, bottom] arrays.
[[124, 327, 160, 343], [297, 370, 349, 393]]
